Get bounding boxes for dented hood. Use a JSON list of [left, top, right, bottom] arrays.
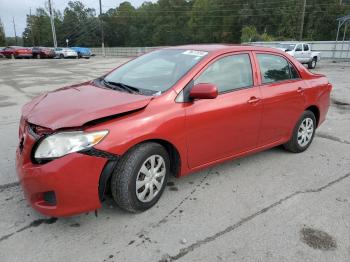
[[22, 82, 152, 130]]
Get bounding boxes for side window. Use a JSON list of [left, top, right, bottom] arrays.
[[257, 54, 291, 83], [295, 44, 302, 52], [303, 44, 309, 51], [195, 54, 253, 93], [289, 63, 300, 79]]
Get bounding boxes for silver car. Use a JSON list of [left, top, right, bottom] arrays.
[[53, 48, 78, 59]]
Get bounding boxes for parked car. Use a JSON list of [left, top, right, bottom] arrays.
[[1, 46, 32, 58], [0, 48, 5, 58], [16, 45, 332, 217], [277, 42, 321, 69], [32, 47, 55, 59], [70, 47, 92, 58], [53, 47, 78, 58]]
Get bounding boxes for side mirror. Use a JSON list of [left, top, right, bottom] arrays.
[[189, 83, 218, 100]]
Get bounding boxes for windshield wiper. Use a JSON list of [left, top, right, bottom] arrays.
[[102, 79, 140, 94]]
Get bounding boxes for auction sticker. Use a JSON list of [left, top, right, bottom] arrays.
[[182, 50, 208, 57]]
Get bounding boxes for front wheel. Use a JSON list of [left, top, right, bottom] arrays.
[[308, 57, 317, 69], [283, 110, 316, 153], [111, 142, 170, 212]]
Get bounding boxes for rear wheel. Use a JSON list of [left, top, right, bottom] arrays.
[[59, 54, 64, 59], [111, 142, 170, 212], [308, 57, 317, 69], [283, 110, 316, 153]]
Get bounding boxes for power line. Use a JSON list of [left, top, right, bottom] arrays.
[[100, 10, 341, 19]]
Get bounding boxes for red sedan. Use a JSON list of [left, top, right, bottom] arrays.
[[1, 46, 32, 58], [16, 45, 331, 217], [32, 47, 55, 59]]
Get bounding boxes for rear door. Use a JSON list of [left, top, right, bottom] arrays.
[[255, 52, 306, 146], [185, 52, 262, 168]]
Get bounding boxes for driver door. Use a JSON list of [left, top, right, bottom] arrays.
[[185, 52, 262, 169]]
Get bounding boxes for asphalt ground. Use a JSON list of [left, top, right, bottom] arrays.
[[0, 58, 349, 262]]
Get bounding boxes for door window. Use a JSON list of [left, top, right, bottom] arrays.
[[289, 63, 300, 79], [257, 54, 298, 83], [195, 54, 253, 93], [295, 44, 302, 52], [303, 44, 309, 51]]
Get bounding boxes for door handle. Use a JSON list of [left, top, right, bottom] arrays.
[[247, 96, 261, 104], [297, 87, 304, 93]]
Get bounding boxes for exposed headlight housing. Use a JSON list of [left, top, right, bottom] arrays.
[[34, 130, 108, 160]]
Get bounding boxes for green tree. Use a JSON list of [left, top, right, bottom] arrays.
[[58, 1, 99, 46], [22, 8, 55, 46], [20, 0, 350, 47]]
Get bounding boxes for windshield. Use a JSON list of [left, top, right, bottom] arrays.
[[104, 49, 208, 93], [279, 44, 296, 51]]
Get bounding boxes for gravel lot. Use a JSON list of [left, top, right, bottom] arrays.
[[0, 58, 349, 262]]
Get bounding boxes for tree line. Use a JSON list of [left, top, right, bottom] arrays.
[[1, 0, 350, 47]]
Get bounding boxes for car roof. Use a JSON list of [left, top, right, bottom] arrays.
[[166, 44, 287, 55]]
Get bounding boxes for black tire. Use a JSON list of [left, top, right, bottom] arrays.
[[283, 110, 316, 153], [59, 54, 64, 59], [308, 57, 317, 69], [111, 142, 170, 212]]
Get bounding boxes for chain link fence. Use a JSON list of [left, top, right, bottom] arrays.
[[247, 41, 350, 59]]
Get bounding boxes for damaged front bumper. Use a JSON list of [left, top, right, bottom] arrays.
[[16, 123, 118, 217]]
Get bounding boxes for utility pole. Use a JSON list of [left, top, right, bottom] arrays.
[[299, 0, 306, 40], [30, 8, 35, 46], [48, 0, 57, 48], [12, 17, 18, 45], [99, 0, 105, 57]]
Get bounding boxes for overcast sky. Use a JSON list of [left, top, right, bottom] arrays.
[[0, 0, 148, 37]]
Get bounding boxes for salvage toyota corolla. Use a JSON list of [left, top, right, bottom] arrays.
[[16, 45, 332, 217]]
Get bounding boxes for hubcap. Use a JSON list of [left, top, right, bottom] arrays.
[[136, 155, 166, 203], [297, 117, 314, 147]]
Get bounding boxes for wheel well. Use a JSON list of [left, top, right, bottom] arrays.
[[306, 105, 320, 126], [144, 139, 181, 177], [99, 139, 181, 201], [313, 56, 317, 61]]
